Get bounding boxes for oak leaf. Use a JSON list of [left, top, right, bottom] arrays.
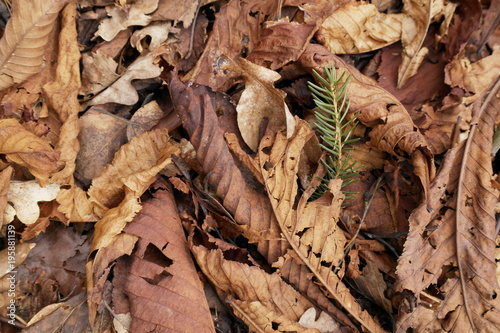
[[0, 0, 69, 91]]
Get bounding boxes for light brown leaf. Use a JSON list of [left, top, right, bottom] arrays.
[[0, 119, 59, 183], [88, 128, 179, 218], [110, 181, 215, 332], [396, 78, 500, 331], [126, 101, 165, 140], [95, 0, 158, 41], [86, 51, 162, 106], [190, 227, 315, 332], [0, 0, 69, 91], [0, 166, 13, 225], [0, 242, 35, 280], [43, 2, 81, 184], [299, 308, 343, 333], [351, 261, 392, 314], [130, 21, 172, 53], [80, 51, 119, 98], [318, 2, 404, 54], [152, 0, 201, 27], [220, 57, 295, 152], [258, 119, 385, 333]]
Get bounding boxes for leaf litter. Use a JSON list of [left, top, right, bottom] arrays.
[[0, 0, 499, 332]]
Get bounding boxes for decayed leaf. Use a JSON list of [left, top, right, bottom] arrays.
[[88, 128, 179, 218], [23, 291, 89, 332], [86, 51, 162, 106], [351, 261, 392, 314], [43, 2, 81, 184], [445, 47, 500, 95], [220, 57, 295, 152], [57, 184, 97, 222], [258, 119, 385, 333], [95, 0, 159, 41], [75, 108, 127, 187], [318, 2, 404, 54], [6, 181, 60, 225], [190, 227, 315, 332], [396, 78, 500, 331], [0, 166, 13, 225], [0, 119, 59, 183], [130, 21, 172, 53], [152, 0, 201, 27], [110, 181, 214, 332], [0, 0, 69, 91], [126, 101, 165, 140], [168, 76, 286, 264]]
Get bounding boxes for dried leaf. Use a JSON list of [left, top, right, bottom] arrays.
[[299, 308, 342, 333], [0, 166, 13, 225], [87, 51, 162, 106], [80, 51, 119, 98], [0, 119, 59, 183], [396, 78, 500, 331], [220, 57, 295, 152], [23, 291, 89, 332], [351, 261, 392, 314], [258, 119, 385, 333], [0, 242, 35, 279], [152, 0, 201, 27], [43, 2, 82, 184], [126, 101, 164, 140], [130, 21, 171, 53], [168, 77, 286, 264], [190, 227, 315, 332], [95, 0, 158, 41], [0, 0, 69, 91], [6, 181, 60, 225], [112, 181, 214, 332], [318, 2, 404, 54]]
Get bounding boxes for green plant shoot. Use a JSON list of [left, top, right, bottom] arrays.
[[307, 66, 361, 202]]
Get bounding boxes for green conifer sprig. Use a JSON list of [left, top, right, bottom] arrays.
[[307, 66, 361, 202]]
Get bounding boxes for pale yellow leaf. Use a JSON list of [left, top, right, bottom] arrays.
[[96, 0, 159, 41], [6, 181, 60, 225], [86, 51, 162, 106], [299, 308, 342, 333], [0, 0, 69, 91], [0, 242, 35, 279]]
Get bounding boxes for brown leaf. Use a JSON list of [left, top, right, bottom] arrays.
[[258, 119, 385, 333], [0, 242, 35, 280], [126, 101, 165, 140], [352, 261, 392, 314], [190, 227, 315, 332], [0, 166, 13, 225], [318, 2, 404, 54], [220, 57, 295, 152], [396, 78, 500, 331], [75, 108, 127, 187], [80, 51, 119, 98], [0, 119, 59, 183], [23, 291, 89, 333], [112, 181, 214, 332], [43, 2, 82, 184], [0, 0, 69, 91], [88, 128, 179, 217], [168, 76, 287, 264]]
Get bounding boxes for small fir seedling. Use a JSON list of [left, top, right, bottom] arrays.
[[307, 66, 361, 202]]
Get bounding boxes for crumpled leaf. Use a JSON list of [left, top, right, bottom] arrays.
[[0, 0, 70, 91], [190, 227, 315, 332], [318, 2, 404, 54], [351, 261, 392, 314], [130, 21, 171, 53], [6, 181, 60, 225], [109, 181, 214, 332], [86, 51, 162, 106], [43, 2, 81, 184], [220, 57, 295, 152], [258, 119, 385, 333], [95, 0, 159, 41], [0, 242, 35, 279], [445, 46, 500, 95], [395, 78, 500, 331], [0, 119, 59, 183], [88, 128, 180, 218]]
